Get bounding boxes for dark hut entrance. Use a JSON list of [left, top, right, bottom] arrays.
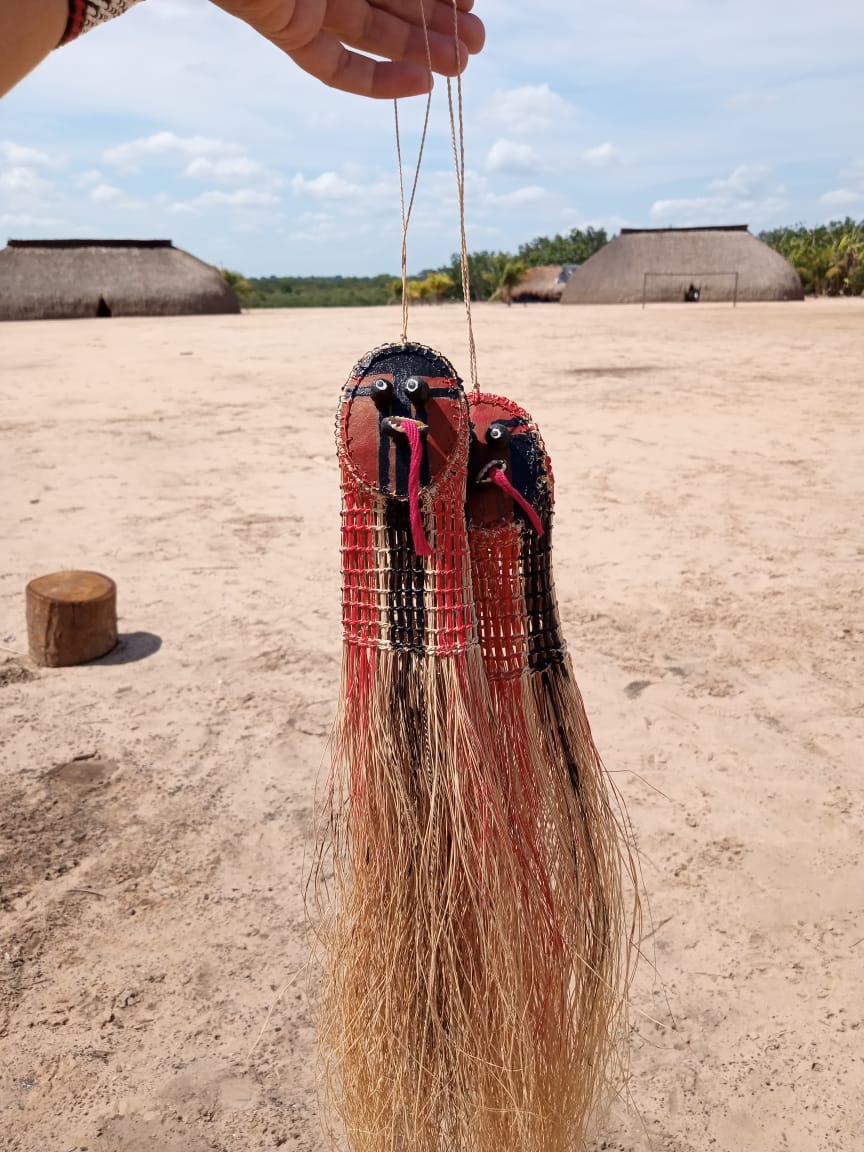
[[96, 296, 112, 317]]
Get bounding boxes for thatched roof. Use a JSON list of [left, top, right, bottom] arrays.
[[0, 240, 240, 321], [560, 226, 803, 305], [510, 264, 578, 304]]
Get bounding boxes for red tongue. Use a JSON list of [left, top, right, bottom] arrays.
[[490, 466, 545, 537], [403, 419, 432, 557]]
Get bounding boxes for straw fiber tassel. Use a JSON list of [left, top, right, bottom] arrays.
[[320, 344, 543, 1152], [466, 393, 638, 1150]]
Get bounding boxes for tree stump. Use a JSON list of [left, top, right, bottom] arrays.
[[26, 571, 118, 667]]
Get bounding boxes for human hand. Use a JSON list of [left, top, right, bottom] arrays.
[[209, 0, 485, 99]]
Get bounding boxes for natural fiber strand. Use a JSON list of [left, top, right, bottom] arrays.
[[466, 392, 641, 1150]]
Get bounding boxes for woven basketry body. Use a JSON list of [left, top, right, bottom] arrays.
[[338, 342, 474, 656]]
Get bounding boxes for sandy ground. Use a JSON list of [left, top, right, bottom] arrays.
[[1, 299, 862, 1152]]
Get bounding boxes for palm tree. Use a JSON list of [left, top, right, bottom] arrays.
[[761, 219, 864, 296], [828, 227, 864, 295], [488, 258, 527, 305], [219, 268, 252, 305], [423, 271, 455, 303]]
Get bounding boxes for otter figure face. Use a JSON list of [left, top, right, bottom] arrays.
[[340, 343, 465, 498], [467, 396, 550, 529]]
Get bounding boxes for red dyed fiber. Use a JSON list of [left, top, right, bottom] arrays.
[[404, 419, 432, 557], [490, 467, 545, 538]]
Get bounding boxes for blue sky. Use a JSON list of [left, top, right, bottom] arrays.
[[2, 0, 863, 276]]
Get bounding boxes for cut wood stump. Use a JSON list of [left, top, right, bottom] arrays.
[[26, 571, 118, 668]]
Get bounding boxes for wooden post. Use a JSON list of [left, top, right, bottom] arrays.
[[26, 571, 118, 667]]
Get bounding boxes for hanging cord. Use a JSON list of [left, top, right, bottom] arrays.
[[446, 1, 479, 394], [395, 1, 435, 344], [395, 0, 479, 383]]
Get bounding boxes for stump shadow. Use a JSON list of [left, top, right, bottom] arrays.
[[91, 632, 162, 666]]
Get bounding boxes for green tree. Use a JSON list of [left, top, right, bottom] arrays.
[[440, 250, 512, 301], [423, 271, 455, 303], [487, 258, 527, 304], [245, 274, 394, 308], [219, 267, 252, 304], [517, 226, 609, 267], [759, 219, 864, 296]]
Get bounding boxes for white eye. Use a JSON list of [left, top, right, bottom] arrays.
[[372, 378, 393, 407], [486, 422, 512, 447], [404, 377, 430, 404]]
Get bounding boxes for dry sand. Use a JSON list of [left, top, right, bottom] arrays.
[[1, 300, 862, 1152]]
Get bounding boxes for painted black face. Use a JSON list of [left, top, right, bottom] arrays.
[[466, 397, 549, 528], [359, 345, 455, 419], [343, 343, 464, 498]]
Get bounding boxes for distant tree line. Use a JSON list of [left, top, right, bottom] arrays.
[[757, 219, 864, 296], [235, 273, 396, 308], [219, 219, 864, 307], [219, 227, 609, 308]]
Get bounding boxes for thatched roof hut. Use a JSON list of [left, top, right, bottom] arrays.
[[0, 239, 240, 321], [560, 226, 803, 305], [510, 264, 579, 304]]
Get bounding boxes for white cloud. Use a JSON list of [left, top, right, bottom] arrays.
[[103, 132, 244, 171], [0, 212, 64, 231], [582, 143, 620, 168], [486, 84, 575, 136], [651, 194, 788, 226], [183, 155, 264, 182], [492, 185, 546, 207], [75, 169, 104, 188], [486, 139, 539, 173], [289, 211, 347, 243], [292, 171, 361, 201], [192, 188, 280, 208], [819, 188, 864, 208], [651, 166, 788, 227], [282, 165, 544, 256], [90, 183, 124, 204], [0, 141, 52, 166], [651, 197, 718, 220], [817, 157, 864, 210], [708, 165, 771, 196], [291, 170, 394, 206], [0, 166, 52, 196]]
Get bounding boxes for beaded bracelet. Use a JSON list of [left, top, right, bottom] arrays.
[[61, 0, 145, 45]]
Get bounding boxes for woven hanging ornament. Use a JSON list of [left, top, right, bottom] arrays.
[[321, 344, 547, 1152], [466, 392, 636, 1150]]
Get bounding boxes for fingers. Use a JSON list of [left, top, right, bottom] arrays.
[[210, 0, 484, 99], [370, 0, 485, 53], [287, 30, 436, 98], [321, 0, 481, 77]]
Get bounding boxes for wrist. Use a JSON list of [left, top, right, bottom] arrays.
[[0, 0, 67, 97]]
